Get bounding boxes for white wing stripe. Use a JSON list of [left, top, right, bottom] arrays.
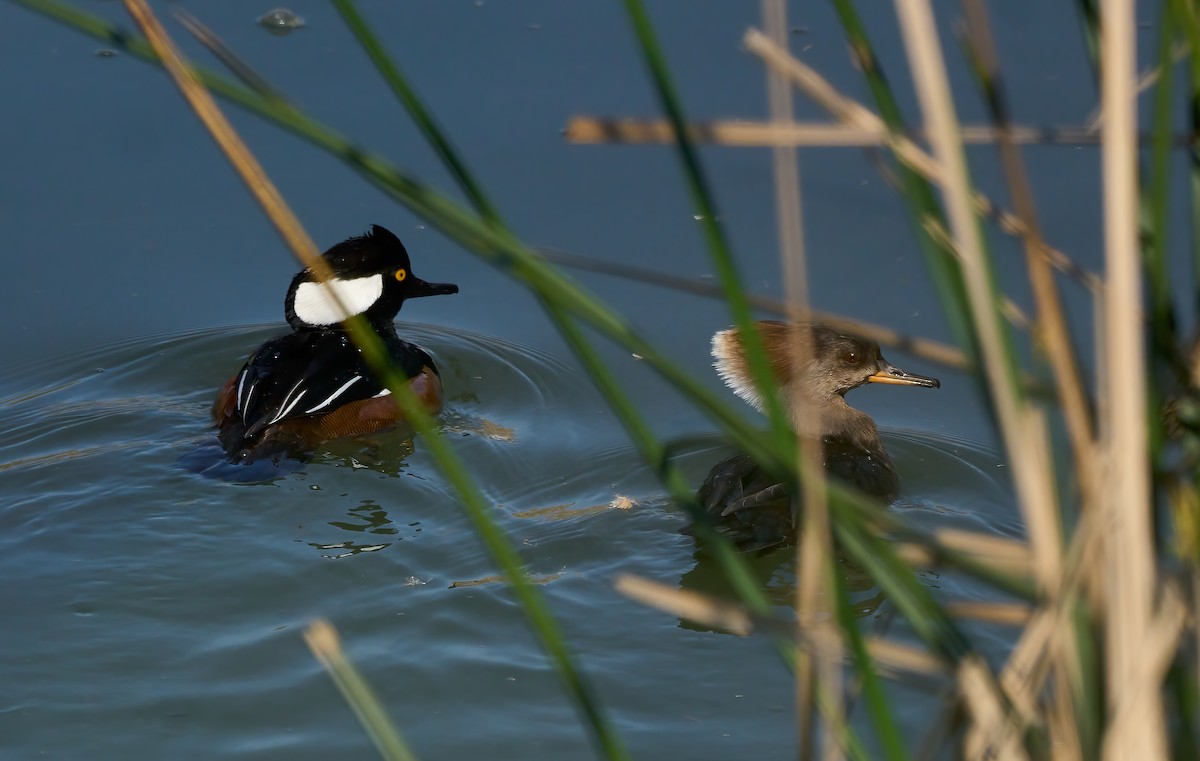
[[269, 388, 308, 425], [372, 388, 392, 398], [243, 380, 259, 414], [304, 375, 363, 414], [235, 368, 248, 410]]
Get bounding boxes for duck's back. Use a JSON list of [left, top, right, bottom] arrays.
[[213, 328, 440, 462], [695, 436, 899, 550]]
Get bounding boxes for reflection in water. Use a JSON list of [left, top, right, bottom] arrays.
[[310, 500, 418, 559], [677, 541, 886, 633], [310, 541, 390, 560], [672, 429, 1011, 634], [0, 318, 1015, 759], [328, 499, 400, 535]]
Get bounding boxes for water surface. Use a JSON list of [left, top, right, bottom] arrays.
[[1, 0, 1112, 757]]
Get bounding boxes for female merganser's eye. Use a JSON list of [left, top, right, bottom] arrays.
[[841, 349, 860, 366], [395, 268, 407, 282]]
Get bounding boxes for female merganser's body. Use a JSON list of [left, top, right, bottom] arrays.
[[211, 225, 458, 463], [697, 321, 940, 549]]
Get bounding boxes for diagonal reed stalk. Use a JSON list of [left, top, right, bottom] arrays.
[[759, 1, 840, 757], [11, 0, 795, 482], [19, 0, 1200, 757], [324, 0, 797, 662], [618, 0, 797, 466], [304, 620, 420, 761], [895, 0, 1062, 584], [119, 2, 630, 757]]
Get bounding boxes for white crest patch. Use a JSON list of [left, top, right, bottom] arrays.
[[293, 274, 384, 326], [711, 329, 764, 412]]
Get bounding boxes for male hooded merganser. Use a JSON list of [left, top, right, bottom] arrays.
[[696, 321, 939, 549], [211, 225, 458, 463]]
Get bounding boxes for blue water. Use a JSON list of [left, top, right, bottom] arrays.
[[0, 319, 1017, 758], [0, 0, 1120, 757]]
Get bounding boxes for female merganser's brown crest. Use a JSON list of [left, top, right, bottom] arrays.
[[699, 321, 939, 550]]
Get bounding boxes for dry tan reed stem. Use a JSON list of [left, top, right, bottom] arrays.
[[615, 575, 946, 677], [741, 30, 1102, 295], [1099, 0, 1163, 755], [962, 0, 1098, 523], [1084, 40, 1192, 130], [121, 0, 348, 311], [534, 245, 972, 369], [994, 508, 1108, 756], [759, 5, 841, 759], [893, 2, 1065, 752], [566, 117, 1113, 146], [1108, 583, 1188, 745], [893, 528, 1035, 580], [862, 638, 946, 677], [958, 655, 1031, 761], [943, 601, 1031, 626], [998, 606, 1059, 725], [961, 6, 1093, 755], [920, 220, 1034, 329], [614, 575, 754, 635], [893, 0, 1061, 586]]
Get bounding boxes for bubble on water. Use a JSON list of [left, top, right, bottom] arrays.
[[258, 8, 305, 35]]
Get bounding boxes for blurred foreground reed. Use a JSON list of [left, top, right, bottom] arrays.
[[15, 0, 1200, 757]]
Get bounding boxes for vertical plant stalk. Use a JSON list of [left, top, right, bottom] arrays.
[[304, 620, 420, 761], [329, 0, 796, 671], [891, 0, 1061, 588], [1098, 0, 1163, 758], [330, 0, 502, 226], [760, 2, 836, 758], [119, 4, 632, 758], [827, 0, 984, 394], [619, 0, 796, 459], [12, 0, 789, 480], [1172, 0, 1200, 315], [959, 3, 1093, 757], [961, 0, 1097, 513], [893, 2, 1065, 752], [120, 0, 327, 281]]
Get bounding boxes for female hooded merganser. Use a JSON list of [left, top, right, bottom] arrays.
[[697, 321, 940, 549], [212, 225, 458, 463]]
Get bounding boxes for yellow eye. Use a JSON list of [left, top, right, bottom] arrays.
[[394, 269, 407, 282]]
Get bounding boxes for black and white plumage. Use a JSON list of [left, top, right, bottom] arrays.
[[696, 321, 940, 550], [212, 225, 458, 463]]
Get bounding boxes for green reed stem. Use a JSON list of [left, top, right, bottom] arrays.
[[619, 0, 796, 463], [1072, 0, 1101, 78], [10, 0, 792, 480], [828, 0, 981, 383], [345, 315, 632, 761], [834, 513, 969, 663], [1069, 601, 1101, 760], [1169, 658, 1200, 760], [327, 0, 797, 670], [1145, 0, 1177, 343], [549, 309, 796, 671], [832, 566, 908, 761], [1168, 0, 1200, 316], [330, 0, 502, 225]]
